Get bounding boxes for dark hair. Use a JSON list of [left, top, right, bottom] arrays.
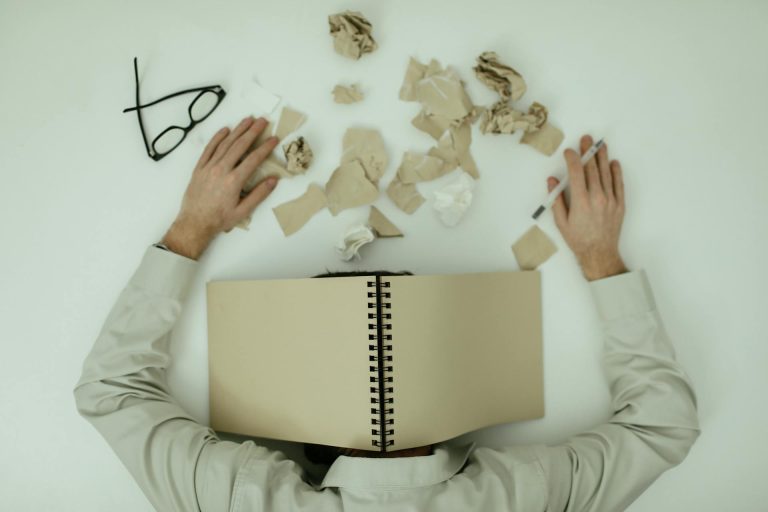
[[303, 269, 413, 466]]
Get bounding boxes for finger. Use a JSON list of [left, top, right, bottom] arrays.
[[547, 177, 568, 229], [597, 142, 613, 199], [233, 136, 280, 183], [611, 160, 624, 207], [210, 116, 255, 164], [220, 118, 269, 170], [195, 127, 229, 170], [581, 135, 602, 194], [564, 148, 587, 201], [235, 176, 279, 219]]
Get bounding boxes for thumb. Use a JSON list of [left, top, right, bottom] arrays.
[[236, 177, 278, 219], [547, 177, 568, 229]]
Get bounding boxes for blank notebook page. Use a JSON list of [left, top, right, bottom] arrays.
[[387, 271, 543, 450]]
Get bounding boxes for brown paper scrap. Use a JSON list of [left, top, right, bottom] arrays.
[[427, 131, 459, 176], [386, 177, 425, 214], [328, 11, 377, 60], [272, 184, 327, 236], [368, 206, 403, 238], [480, 101, 548, 135], [398, 57, 428, 101], [411, 109, 452, 140], [511, 225, 558, 270], [341, 128, 388, 184], [332, 84, 364, 104], [415, 71, 474, 120], [520, 122, 565, 156], [474, 51, 527, 102], [396, 151, 446, 183], [450, 123, 479, 179], [283, 137, 314, 175], [275, 107, 306, 141], [325, 160, 379, 216]]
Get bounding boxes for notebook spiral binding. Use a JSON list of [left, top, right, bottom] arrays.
[[367, 276, 394, 450]]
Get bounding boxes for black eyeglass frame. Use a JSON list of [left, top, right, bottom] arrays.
[[122, 57, 226, 161]]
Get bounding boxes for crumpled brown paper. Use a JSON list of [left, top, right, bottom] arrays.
[[511, 225, 558, 270], [328, 11, 377, 60], [368, 206, 403, 237], [474, 51, 527, 102], [272, 184, 327, 236], [480, 101, 548, 135], [386, 177, 425, 214], [332, 84, 364, 104], [283, 137, 313, 175], [341, 128, 388, 184], [325, 160, 380, 216]]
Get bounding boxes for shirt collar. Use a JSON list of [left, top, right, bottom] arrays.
[[318, 442, 475, 490]]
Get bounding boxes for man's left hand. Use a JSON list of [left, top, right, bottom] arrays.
[[161, 116, 279, 260]]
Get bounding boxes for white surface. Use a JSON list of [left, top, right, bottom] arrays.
[[1, 0, 767, 510]]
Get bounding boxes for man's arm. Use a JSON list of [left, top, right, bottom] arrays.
[[73, 117, 287, 511], [535, 136, 700, 511]]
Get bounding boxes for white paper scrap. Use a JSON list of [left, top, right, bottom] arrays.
[[241, 80, 281, 116], [432, 172, 475, 226], [335, 224, 376, 261]]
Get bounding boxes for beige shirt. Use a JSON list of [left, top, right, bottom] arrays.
[[74, 246, 700, 512]]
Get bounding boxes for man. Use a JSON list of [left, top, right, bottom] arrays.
[[74, 116, 700, 511]]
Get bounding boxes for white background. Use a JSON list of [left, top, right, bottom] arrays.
[[1, 0, 767, 510]]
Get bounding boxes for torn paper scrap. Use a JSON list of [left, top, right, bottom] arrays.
[[325, 160, 379, 216], [450, 123, 479, 179], [511, 225, 558, 270], [328, 11, 377, 60], [520, 122, 565, 156], [427, 131, 459, 176], [368, 206, 403, 238], [275, 107, 306, 141], [386, 177, 425, 214], [396, 151, 446, 183], [474, 51, 527, 102], [283, 137, 313, 175], [480, 101, 548, 135], [241, 80, 281, 116], [272, 184, 327, 236], [341, 128, 388, 184], [335, 224, 375, 261], [243, 155, 291, 193], [432, 172, 475, 227], [415, 71, 474, 120], [411, 109, 452, 140], [398, 57, 428, 101], [333, 84, 364, 104]]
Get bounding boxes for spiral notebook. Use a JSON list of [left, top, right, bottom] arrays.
[[206, 271, 543, 452]]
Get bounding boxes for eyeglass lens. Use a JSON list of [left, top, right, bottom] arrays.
[[190, 90, 220, 122]]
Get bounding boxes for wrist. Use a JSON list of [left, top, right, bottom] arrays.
[[579, 252, 628, 281], [161, 216, 216, 261]]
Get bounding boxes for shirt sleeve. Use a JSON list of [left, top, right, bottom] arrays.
[[72, 246, 247, 511], [535, 270, 701, 512]]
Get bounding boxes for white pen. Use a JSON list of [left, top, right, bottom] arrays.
[[531, 138, 604, 220]]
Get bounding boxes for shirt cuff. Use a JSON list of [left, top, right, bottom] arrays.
[[588, 270, 656, 321], [129, 245, 199, 301]]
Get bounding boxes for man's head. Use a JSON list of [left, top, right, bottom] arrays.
[[303, 269, 419, 465]]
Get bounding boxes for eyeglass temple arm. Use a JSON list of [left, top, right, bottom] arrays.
[[122, 84, 223, 112], [128, 58, 154, 157]]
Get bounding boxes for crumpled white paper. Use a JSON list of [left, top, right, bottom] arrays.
[[432, 172, 475, 226], [335, 224, 376, 261]]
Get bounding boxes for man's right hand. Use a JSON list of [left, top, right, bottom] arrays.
[[547, 134, 628, 281]]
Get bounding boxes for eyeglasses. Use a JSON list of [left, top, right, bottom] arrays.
[[122, 57, 226, 161]]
